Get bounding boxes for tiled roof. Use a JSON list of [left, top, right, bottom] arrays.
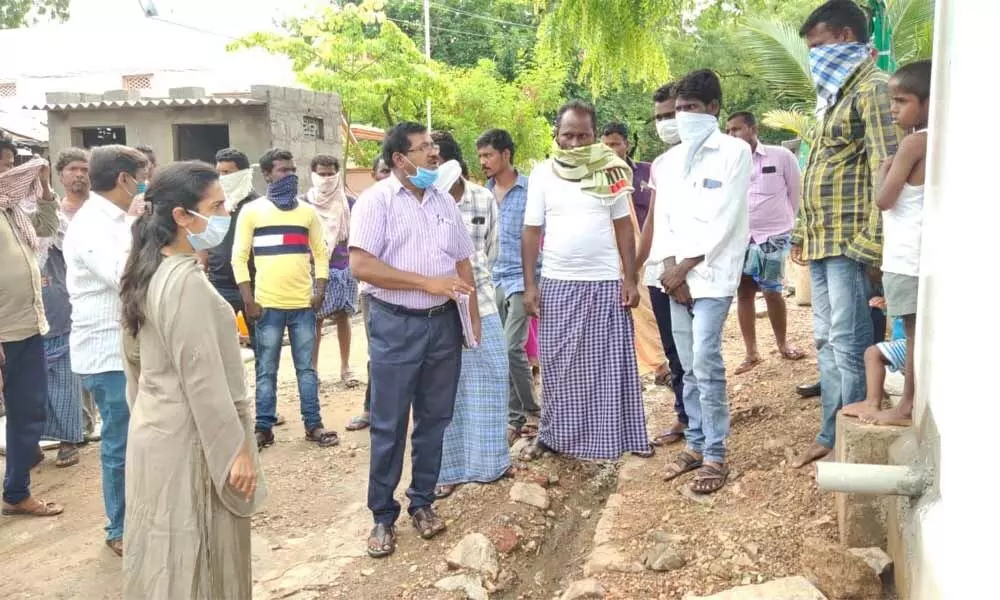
[[27, 97, 267, 111]]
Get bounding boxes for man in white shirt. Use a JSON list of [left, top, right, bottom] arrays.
[[520, 100, 649, 461], [64, 145, 149, 556], [650, 70, 752, 495]]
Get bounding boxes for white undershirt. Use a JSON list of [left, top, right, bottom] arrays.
[[524, 159, 630, 281]]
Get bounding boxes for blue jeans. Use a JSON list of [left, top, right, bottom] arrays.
[[810, 257, 872, 448], [648, 286, 687, 425], [81, 371, 129, 541], [670, 297, 733, 464], [367, 298, 462, 525], [2, 335, 47, 505], [254, 307, 322, 432]]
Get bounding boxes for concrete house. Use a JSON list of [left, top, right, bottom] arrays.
[[31, 85, 343, 193]]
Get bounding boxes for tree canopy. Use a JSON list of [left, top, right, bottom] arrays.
[[1, 0, 69, 29]]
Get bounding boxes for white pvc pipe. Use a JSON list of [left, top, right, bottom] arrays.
[[816, 462, 928, 497]]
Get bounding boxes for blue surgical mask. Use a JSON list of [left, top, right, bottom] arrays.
[[136, 181, 147, 194], [186, 211, 231, 251], [404, 157, 439, 190]]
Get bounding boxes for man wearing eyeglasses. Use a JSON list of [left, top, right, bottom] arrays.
[[350, 122, 478, 559]]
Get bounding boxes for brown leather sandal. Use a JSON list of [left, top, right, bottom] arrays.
[[2, 496, 64, 517]]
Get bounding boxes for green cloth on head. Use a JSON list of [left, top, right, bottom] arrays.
[[550, 142, 634, 206]]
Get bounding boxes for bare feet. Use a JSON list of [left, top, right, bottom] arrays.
[[791, 443, 831, 469], [859, 404, 912, 427], [841, 399, 880, 418]]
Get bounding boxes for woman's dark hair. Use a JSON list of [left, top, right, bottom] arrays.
[[891, 59, 932, 101], [120, 161, 220, 337]]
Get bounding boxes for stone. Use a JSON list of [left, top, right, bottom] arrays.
[[679, 486, 716, 505], [489, 526, 521, 554], [581, 509, 592, 519], [434, 574, 489, 600], [847, 547, 893, 577], [641, 543, 687, 572], [584, 545, 644, 576], [743, 543, 760, 558], [510, 482, 550, 510], [834, 412, 909, 548], [510, 437, 533, 457], [560, 578, 606, 600], [446, 533, 500, 580], [683, 576, 828, 599], [800, 537, 883, 600]]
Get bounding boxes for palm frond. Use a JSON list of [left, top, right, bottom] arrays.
[[736, 17, 814, 105], [886, 0, 935, 65], [762, 109, 816, 143]]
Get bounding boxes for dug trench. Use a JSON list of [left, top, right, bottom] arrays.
[[304, 447, 623, 600]]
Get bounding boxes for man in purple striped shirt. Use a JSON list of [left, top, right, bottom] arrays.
[[725, 111, 805, 375], [349, 122, 479, 559]]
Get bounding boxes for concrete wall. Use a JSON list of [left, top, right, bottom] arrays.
[[45, 86, 344, 195], [890, 2, 1000, 599], [251, 85, 343, 193]]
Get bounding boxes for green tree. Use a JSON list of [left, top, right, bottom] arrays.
[[1, 0, 69, 29], [385, 0, 538, 80]]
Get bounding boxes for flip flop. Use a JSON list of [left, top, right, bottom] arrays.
[[734, 357, 762, 375]]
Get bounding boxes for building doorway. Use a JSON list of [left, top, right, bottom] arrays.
[[173, 124, 230, 163]]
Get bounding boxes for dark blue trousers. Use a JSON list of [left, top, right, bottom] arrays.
[[2, 335, 47, 505], [648, 286, 688, 425], [366, 298, 462, 525]]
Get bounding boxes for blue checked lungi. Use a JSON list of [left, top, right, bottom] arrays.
[[315, 267, 359, 319], [41, 333, 84, 444], [537, 278, 648, 459], [877, 339, 906, 373], [438, 313, 511, 485]]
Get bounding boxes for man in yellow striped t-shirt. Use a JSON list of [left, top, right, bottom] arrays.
[[232, 148, 338, 450]]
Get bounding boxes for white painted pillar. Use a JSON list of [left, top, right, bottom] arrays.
[[910, 1, 1000, 598]]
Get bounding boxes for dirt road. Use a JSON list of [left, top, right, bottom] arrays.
[[0, 301, 839, 600]]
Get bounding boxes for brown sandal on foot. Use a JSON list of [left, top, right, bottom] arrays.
[[663, 450, 703, 481], [55, 445, 79, 468], [411, 507, 446, 540], [106, 538, 123, 557], [734, 357, 762, 375], [690, 463, 729, 495], [2, 496, 64, 517]]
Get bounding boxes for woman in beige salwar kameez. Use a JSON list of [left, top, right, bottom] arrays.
[[119, 161, 266, 600]]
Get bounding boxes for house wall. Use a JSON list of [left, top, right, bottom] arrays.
[[45, 86, 344, 195]]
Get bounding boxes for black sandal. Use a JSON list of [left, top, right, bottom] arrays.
[[305, 427, 340, 447], [690, 463, 729, 495], [663, 450, 702, 481], [367, 523, 396, 558], [255, 429, 275, 450]]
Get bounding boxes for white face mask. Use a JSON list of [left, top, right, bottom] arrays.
[[675, 112, 719, 144], [656, 118, 681, 145], [432, 160, 463, 195], [220, 169, 254, 211], [311, 171, 333, 189]]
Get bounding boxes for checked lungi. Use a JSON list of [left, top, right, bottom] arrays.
[[438, 313, 511, 485], [537, 278, 648, 459], [41, 333, 84, 444]]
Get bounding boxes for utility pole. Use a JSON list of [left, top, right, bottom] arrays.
[[424, 0, 432, 129]]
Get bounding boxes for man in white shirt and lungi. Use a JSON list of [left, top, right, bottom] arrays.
[[651, 70, 752, 495], [520, 100, 649, 461]]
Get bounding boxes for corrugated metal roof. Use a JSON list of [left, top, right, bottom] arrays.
[[27, 97, 267, 111]]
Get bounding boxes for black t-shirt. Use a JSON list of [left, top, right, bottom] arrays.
[[207, 191, 258, 292]]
